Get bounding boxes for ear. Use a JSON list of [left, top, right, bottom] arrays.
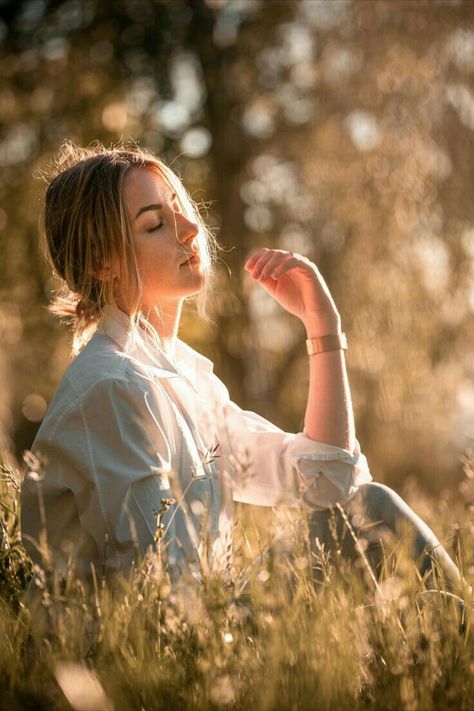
[[92, 257, 120, 282], [93, 265, 113, 282]]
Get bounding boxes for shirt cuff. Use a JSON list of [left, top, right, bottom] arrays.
[[288, 433, 373, 509]]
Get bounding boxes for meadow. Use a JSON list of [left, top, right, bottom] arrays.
[[0, 448, 473, 711], [1, 2, 473, 708]]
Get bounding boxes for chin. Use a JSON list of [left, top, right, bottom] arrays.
[[183, 269, 205, 287], [175, 280, 205, 299]]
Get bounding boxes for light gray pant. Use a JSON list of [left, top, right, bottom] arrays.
[[308, 482, 461, 590]]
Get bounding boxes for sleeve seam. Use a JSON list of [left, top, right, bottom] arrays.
[[47, 374, 131, 443]]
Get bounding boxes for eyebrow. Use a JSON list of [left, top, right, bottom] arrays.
[[134, 203, 162, 221], [134, 193, 178, 221]]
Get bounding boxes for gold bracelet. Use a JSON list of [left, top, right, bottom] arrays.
[[306, 332, 348, 356]]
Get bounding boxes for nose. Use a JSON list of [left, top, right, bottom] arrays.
[[175, 210, 199, 243]]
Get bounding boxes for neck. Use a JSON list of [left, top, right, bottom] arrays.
[[115, 297, 183, 361], [145, 301, 183, 360]]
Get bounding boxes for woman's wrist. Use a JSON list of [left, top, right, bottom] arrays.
[[302, 312, 342, 338]]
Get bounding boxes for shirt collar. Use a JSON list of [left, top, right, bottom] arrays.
[[95, 303, 214, 384]]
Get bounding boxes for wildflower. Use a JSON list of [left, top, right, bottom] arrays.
[[198, 441, 221, 466], [159, 497, 176, 512], [153, 497, 176, 544], [0, 464, 21, 491], [192, 442, 221, 480]]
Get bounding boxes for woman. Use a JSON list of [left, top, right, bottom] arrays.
[[20, 141, 461, 607]]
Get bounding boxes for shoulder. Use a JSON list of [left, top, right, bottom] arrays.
[[36, 335, 168, 440], [63, 332, 132, 393]]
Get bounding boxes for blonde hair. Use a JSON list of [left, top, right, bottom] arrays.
[[40, 139, 219, 356]]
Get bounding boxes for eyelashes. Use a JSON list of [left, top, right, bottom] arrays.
[[147, 222, 164, 233], [145, 201, 184, 233]]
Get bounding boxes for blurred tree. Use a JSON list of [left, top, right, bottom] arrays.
[[0, 0, 473, 496]]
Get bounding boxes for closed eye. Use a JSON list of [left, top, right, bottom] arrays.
[[147, 222, 164, 233]]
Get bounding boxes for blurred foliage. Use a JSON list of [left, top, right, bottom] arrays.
[[0, 0, 473, 495]]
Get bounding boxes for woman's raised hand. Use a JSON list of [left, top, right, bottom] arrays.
[[244, 248, 341, 333]]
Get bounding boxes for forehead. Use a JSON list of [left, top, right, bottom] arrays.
[[122, 166, 174, 212]]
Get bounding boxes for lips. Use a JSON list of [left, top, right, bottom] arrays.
[[180, 251, 201, 266]]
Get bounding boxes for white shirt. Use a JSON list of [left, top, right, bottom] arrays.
[[21, 303, 372, 586]]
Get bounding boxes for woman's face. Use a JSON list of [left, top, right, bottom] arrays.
[[114, 166, 204, 311]]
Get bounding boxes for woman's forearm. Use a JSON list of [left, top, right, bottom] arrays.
[[302, 316, 356, 456], [243, 248, 357, 455]]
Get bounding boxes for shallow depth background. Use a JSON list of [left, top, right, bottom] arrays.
[[0, 0, 473, 498]]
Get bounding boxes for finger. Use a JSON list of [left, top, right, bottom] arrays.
[[270, 256, 301, 278], [258, 252, 291, 281], [249, 250, 275, 279], [244, 249, 266, 271], [265, 252, 296, 278]]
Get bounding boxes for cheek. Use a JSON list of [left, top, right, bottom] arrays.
[[135, 242, 177, 284]]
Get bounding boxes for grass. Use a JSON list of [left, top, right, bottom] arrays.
[[0, 452, 473, 710]]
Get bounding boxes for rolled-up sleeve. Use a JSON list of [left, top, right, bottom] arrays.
[[216, 394, 372, 510], [288, 432, 372, 509]]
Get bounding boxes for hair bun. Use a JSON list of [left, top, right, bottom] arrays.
[[75, 297, 99, 323]]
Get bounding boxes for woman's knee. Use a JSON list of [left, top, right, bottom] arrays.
[[357, 481, 399, 502], [354, 482, 404, 518], [350, 481, 426, 541], [356, 482, 451, 566]]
